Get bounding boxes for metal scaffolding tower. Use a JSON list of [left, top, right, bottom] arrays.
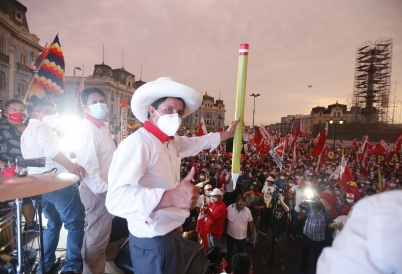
[[352, 38, 393, 123]]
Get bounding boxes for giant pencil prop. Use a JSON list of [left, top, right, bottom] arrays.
[[231, 44, 249, 190]]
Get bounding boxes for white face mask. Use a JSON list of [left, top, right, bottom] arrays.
[[390, 183, 397, 188], [42, 113, 59, 129], [200, 176, 205, 180], [346, 199, 354, 204], [288, 183, 294, 186], [280, 176, 285, 180], [335, 190, 341, 196], [295, 175, 300, 179], [211, 197, 218, 203], [154, 110, 182, 136]]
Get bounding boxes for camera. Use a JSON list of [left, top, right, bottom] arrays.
[[299, 187, 323, 211]]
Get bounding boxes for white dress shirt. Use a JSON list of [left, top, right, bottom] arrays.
[[106, 124, 220, 238], [317, 190, 402, 274], [226, 204, 253, 240], [21, 119, 68, 174], [73, 117, 116, 194]]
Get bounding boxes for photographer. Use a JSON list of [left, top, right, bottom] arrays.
[[261, 188, 289, 272], [297, 189, 331, 274]]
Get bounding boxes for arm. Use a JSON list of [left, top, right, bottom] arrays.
[[53, 153, 85, 181], [219, 119, 240, 142], [36, 124, 85, 180], [320, 198, 332, 216], [206, 202, 227, 221], [279, 194, 290, 213]]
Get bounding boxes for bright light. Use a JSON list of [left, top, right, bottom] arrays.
[[58, 115, 81, 133], [58, 115, 82, 153], [304, 188, 314, 200]]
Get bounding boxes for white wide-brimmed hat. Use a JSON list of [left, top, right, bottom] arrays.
[[131, 77, 203, 123]]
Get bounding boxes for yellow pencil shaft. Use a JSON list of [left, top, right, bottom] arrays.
[[232, 54, 248, 174]]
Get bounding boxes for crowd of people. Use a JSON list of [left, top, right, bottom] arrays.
[[1, 76, 401, 274], [178, 133, 401, 273]]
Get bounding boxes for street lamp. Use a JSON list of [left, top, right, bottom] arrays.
[[73, 67, 82, 94], [250, 93, 260, 128], [329, 118, 344, 148]]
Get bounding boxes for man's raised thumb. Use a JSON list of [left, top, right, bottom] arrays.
[[184, 167, 195, 182]]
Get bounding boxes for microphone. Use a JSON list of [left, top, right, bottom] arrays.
[[15, 157, 46, 168]]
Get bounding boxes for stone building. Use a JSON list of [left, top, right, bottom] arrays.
[[297, 101, 349, 135], [60, 63, 142, 134], [0, 0, 42, 109], [181, 92, 226, 133]]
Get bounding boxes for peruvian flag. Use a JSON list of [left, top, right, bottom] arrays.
[[197, 116, 208, 136], [368, 140, 390, 155], [312, 122, 328, 157]]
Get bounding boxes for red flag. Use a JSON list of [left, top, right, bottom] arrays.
[[312, 123, 328, 157], [392, 132, 402, 143], [305, 131, 309, 139], [197, 116, 208, 136], [352, 138, 359, 151], [339, 137, 343, 144], [368, 140, 390, 155], [252, 129, 264, 147]]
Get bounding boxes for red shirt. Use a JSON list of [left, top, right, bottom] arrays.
[[319, 192, 339, 218], [205, 200, 227, 239]]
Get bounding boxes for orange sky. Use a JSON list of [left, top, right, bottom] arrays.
[[21, 0, 402, 125]]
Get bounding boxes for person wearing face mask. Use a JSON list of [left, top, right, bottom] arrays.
[[106, 77, 239, 274], [275, 172, 288, 189], [72, 87, 117, 274], [196, 184, 213, 251], [0, 99, 36, 232], [225, 195, 254, 265], [205, 189, 227, 249], [21, 100, 85, 274]]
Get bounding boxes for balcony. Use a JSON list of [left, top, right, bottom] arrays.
[[0, 52, 9, 64], [17, 62, 30, 73]]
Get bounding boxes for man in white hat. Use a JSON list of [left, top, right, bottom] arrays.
[[106, 77, 239, 274]]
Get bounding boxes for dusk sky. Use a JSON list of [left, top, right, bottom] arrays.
[[21, 0, 402, 126]]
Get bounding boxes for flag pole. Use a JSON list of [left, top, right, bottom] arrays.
[[231, 44, 249, 191]]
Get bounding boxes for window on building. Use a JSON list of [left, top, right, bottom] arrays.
[[0, 37, 5, 54], [111, 92, 115, 101], [18, 80, 27, 97], [19, 50, 27, 65], [338, 112, 340, 117], [0, 71, 5, 91]]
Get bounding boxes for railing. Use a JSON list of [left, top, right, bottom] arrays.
[[0, 52, 9, 64], [17, 62, 30, 73]]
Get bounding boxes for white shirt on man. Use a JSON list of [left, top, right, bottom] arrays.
[[73, 116, 116, 194], [21, 119, 68, 174], [226, 203, 253, 240], [106, 122, 220, 238]]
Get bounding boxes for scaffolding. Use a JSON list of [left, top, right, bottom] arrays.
[[352, 38, 393, 123]]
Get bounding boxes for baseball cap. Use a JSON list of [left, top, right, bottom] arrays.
[[210, 188, 222, 196]]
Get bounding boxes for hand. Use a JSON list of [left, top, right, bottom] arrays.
[[67, 164, 85, 181], [170, 167, 199, 210], [227, 119, 240, 135]]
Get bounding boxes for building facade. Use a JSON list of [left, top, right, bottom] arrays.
[[0, 0, 43, 109], [182, 92, 226, 133], [59, 63, 142, 134]]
